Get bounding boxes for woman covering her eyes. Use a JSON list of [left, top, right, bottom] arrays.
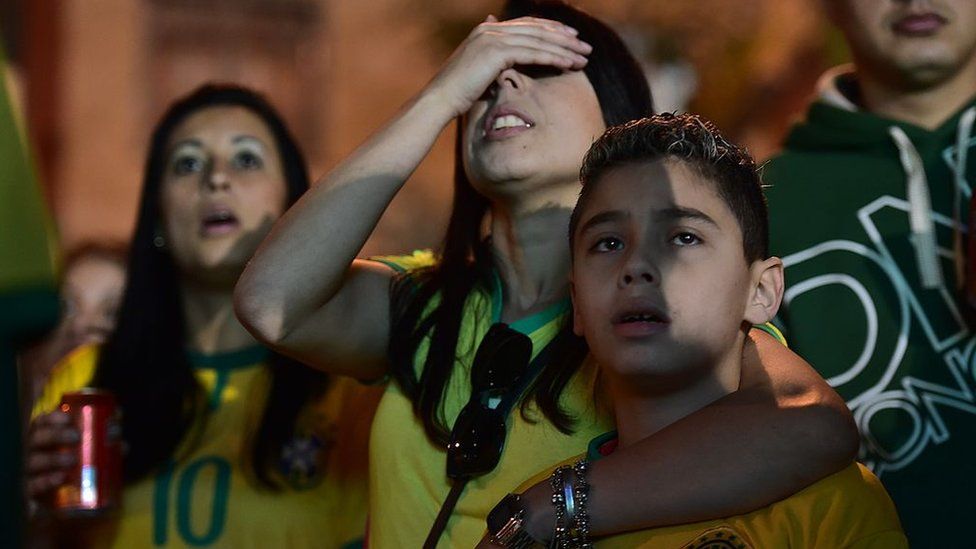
[[26, 84, 377, 548], [237, 1, 859, 546]]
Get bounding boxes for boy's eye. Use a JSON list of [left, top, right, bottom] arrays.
[[671, 232, 701, 246], [233, 150, 263, 170], [592, 237, 624, 253], [172, 155, 204, 175]]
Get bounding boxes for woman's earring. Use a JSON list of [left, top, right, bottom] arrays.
[[153, 230, 166, 249]]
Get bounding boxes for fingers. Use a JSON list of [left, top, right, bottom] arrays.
[[482, 16, 578, 37], [488, 33, 590, 70], [26, 469, 68, 499], [26, 412, 78, 500], [29, 412, 79, 449], [475, 17, 591, 56], [26, 450, 75, 475]]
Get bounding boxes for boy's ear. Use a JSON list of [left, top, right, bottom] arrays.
[[744, 257, 785, 326], [570, 279, 585, 337]]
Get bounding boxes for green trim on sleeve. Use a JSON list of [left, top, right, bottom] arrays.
[[368, 249, 437, 274], [753, 322, 788, 347], [586, 431, 618, 462]]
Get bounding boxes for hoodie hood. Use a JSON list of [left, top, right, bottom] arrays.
[[785, 64, 976, 154], [776, 66, 976, 289]]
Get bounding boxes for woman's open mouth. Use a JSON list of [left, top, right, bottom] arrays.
[[483, 106, 535, 141], [200, 208, 240, 236]]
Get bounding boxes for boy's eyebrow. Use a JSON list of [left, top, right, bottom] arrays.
[[578, 209, 630, 235], [656, 206, 718, 228]]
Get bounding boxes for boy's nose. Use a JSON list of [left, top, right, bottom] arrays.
[[619, 254, 660, 287], [622, 272, 655, 285]]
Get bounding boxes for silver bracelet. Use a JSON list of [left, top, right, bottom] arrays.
[[566, 459, 592, 548], [549, 465, 572, 548]]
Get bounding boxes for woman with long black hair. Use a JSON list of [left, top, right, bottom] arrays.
[[237, 1, 858, 546], [27, 84, 375, 548]]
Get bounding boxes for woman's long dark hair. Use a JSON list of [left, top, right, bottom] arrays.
[[93, 84, 329, 488], [390, 0, 653, 444]]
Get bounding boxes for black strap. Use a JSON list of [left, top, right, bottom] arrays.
[[423, 479, 467, 549], [422, 339, 557, 547]]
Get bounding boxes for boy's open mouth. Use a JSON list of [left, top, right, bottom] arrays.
[[613, 306, 671, 326]]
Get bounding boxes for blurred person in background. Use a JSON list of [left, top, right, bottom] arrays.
[[237, 1, 858, 546], [0, 38, 59, 549], [20, 243, 127, 405], [26, 84, 375, 548], [763, 0, 976, 544]]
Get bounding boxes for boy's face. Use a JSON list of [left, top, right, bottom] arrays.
[[570, 160, 782, 386]]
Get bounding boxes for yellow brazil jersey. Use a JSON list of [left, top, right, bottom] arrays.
[[366, 251, 613, 548], [34, 344, 378, 549], [515, 433, 908, 549]]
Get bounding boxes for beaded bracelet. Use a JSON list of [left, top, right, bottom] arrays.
[[549, 465, 572, 547], [566, 459, 592, 548]]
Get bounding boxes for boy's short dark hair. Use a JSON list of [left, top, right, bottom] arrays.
[[570, 112, 769, 262]]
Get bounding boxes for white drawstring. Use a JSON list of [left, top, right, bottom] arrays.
[[952, 107, 975, 289], [889, 126, 943, 288], [954, 107, 976, 218]]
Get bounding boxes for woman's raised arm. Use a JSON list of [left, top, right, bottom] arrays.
[[234, 16, 592, 380]]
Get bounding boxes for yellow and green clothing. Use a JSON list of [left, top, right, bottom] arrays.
[[518, 432, 907, 548], [366, 252, 788, 548], [35, 344, 377, 549], [367, 252, 611, 548]]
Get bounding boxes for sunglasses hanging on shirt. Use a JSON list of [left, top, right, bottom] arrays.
[[424, 322, 554, 548]]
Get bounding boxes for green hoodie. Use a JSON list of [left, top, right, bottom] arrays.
[[764, 65, 976, 546]]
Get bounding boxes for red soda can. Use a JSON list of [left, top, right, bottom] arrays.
[[54, 389, 122, 516]]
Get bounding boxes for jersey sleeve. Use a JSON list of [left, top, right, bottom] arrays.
[[367, 249, 437, 274], [753, 322, 788, 347]]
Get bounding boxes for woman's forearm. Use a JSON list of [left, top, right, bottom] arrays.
[[521, 329, 858, 538]]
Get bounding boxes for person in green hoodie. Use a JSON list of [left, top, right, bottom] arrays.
[[763, 0, 976, 545]]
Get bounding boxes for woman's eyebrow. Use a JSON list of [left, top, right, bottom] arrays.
[[232, 135, 267, 149], [170, 138, 203, 150]]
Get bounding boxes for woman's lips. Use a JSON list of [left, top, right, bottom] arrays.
[[483, 107, 535, 141], [893, 13, 947, 36], [200, 209, 240, 236]]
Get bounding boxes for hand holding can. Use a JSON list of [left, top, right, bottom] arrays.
[[51, 389, 122, 517]]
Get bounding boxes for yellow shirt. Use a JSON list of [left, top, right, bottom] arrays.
[[518, 434, 907, 549], [367, 252, 613, 548], [35, 344, 378, 549]]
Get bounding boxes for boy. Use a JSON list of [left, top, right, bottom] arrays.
[[487, 113, 906, 547]]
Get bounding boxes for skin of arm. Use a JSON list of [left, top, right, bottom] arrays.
[[517, 328, 859, 540], [233, 88, 454, 380], [234, 17, 592, 381]]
